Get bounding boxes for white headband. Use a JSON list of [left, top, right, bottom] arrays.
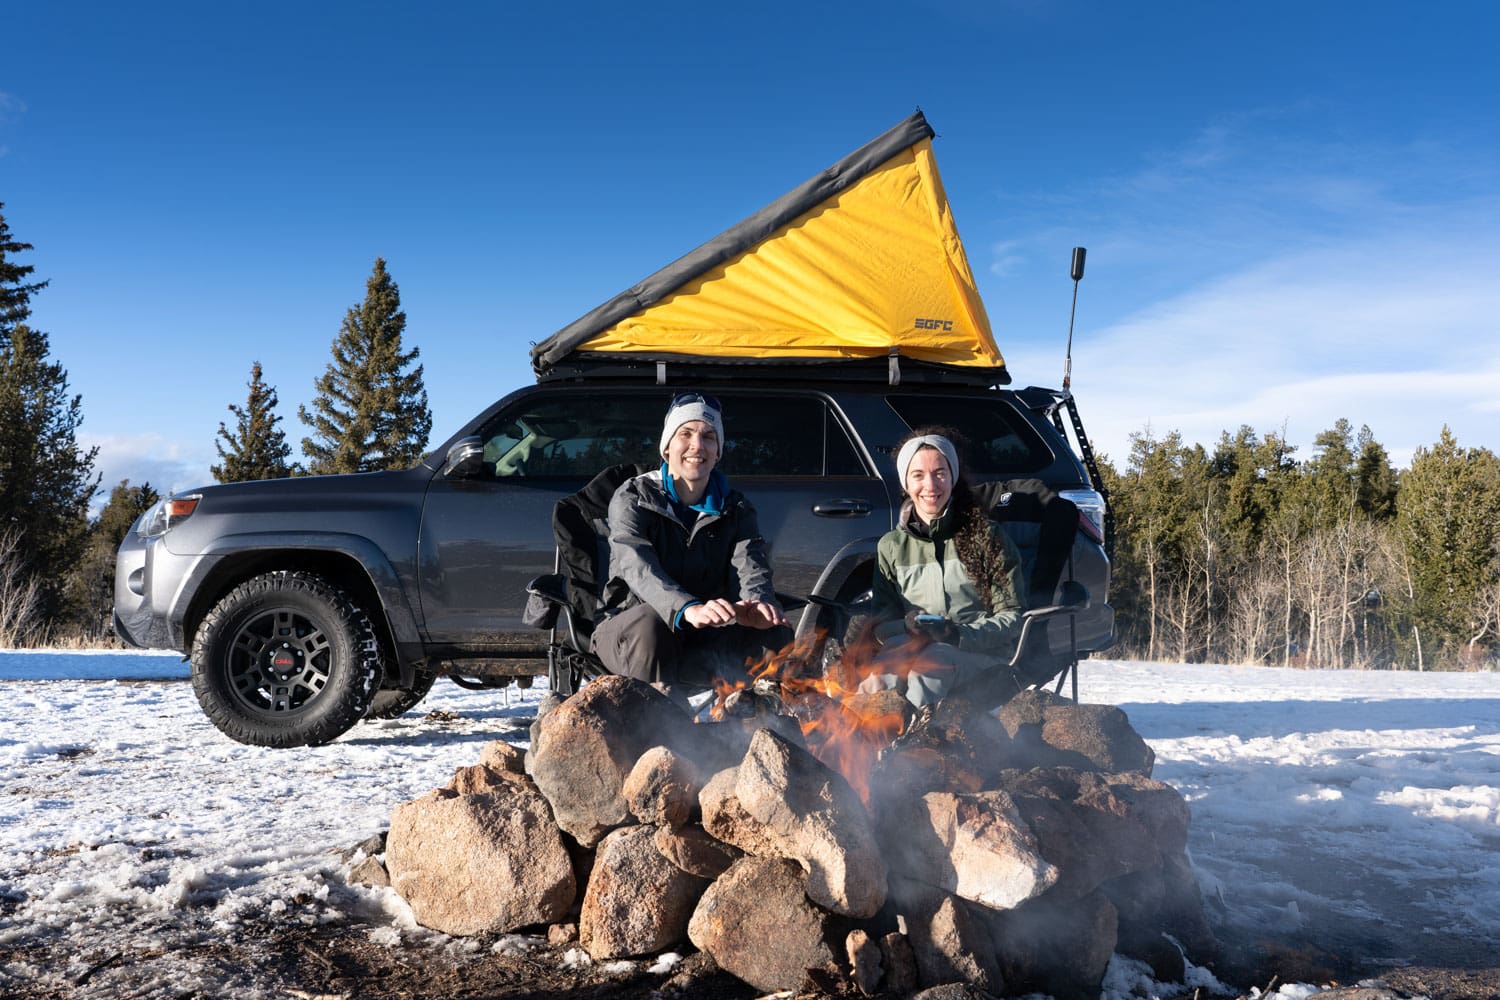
[[896, 435, 959, 487]]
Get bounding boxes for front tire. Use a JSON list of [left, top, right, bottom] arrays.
[[191, 571, 384, 748]]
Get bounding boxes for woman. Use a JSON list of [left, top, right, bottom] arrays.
[[863, 428, 1028, 707]]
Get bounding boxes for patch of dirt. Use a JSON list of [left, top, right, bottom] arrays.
[[3, 901, 1497, 999]]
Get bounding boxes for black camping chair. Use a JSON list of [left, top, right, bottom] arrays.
[[806, 477, 1091, 709], [523, 462, 813, 695], [975, 478, 1089, 698], [522, 462, 649, 695]]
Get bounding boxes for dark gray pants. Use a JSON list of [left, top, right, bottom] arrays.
[[592, 603, 793, 688]]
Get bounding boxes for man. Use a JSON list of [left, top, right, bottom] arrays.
[[592, 392, 791, 690]]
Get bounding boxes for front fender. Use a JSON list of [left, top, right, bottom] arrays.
[[795, 536, 882, 641], [182, 531, 423, 653]]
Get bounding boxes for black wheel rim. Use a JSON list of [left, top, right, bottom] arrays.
[[226, 607, 335, 716]]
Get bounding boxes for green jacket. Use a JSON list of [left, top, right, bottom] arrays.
[[870, 500, 1027, 657]]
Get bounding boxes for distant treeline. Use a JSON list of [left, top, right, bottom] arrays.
[[1096, 419, 1499, 670]]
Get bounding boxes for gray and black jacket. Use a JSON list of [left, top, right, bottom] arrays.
[[602, 469, 777, 628]]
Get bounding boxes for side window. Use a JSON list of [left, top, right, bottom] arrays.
[[885, 395, 1054, 475], [722, 395, 869, 477], [478, 395, 661, 478]]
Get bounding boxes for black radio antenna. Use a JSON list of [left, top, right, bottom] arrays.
[[1063, 246, 1086, 392]]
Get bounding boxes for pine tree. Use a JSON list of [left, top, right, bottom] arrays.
[[1395, 427, 1500, 664], [0, 208, 99, 631], [0, 324, 100, 627], [1354, 425, 1398, 521], [298, 258, 432, 474], [213, 361, 293, 483], [0, 203, 48, 340]]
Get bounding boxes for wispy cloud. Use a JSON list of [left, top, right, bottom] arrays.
[[81, 433, 213, 515], [0, 91, 25, 124], [1008, 229, 1500, 469], [995, 110, 1500, 469]]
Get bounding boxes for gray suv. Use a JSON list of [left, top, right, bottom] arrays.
[[114, 368, 1113, 747]]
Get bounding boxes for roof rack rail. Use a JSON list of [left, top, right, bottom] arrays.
[[534, 354, 1009, 388]]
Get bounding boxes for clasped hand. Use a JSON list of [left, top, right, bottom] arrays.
[[903, 609, 962, 646]]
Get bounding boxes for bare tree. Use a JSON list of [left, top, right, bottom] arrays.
[[0, 528, 42, 646]]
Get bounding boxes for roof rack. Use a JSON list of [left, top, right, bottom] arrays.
[[533, 353, 1010, 388]]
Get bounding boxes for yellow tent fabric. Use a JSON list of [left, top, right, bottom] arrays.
[[571, 137, 1001, 368]]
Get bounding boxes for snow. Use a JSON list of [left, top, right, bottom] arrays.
[[3, 651, 1498, 998]]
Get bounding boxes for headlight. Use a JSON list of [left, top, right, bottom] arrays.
[[138, 494, 202, 537]]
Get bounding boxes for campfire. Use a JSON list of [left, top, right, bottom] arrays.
[[372, 638, 1217, 998]]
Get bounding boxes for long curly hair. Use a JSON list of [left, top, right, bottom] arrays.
[[896, 426, 1008, 613]]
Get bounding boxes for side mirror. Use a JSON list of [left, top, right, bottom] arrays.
[[442, 436, 485, 478]]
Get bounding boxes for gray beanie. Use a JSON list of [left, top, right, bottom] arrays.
[[659, 395, 725, 456], [896, 434, 960, 486]]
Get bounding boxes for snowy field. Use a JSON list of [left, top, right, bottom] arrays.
[[2, 650, 1498, 998]]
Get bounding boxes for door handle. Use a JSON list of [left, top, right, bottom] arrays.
[[812, 499, 873, 518]]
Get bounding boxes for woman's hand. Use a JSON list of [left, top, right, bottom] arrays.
[[904, 610, 961, 645]]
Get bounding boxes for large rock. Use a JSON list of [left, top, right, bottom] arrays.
[[579, 824, 709, 959], [1102, 850, 1218, 979], [623, 745, 701, 829], [994, 767, 1188, 900], [688, 856, 842, 993], [997, 689, 1155, 776], [890, 877, 1004, 994], [529, 675, 702, 847], [986, 887, 1118, 1000], [881, 790, 1058, 911], [700, 728, 887, 918], [386, 777, 576, 936], [654, 825, 743, 880]]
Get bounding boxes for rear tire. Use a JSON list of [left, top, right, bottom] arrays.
[[190, 571, 384, 748], [365, 668, 438, 720]]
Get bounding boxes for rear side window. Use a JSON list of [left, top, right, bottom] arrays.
[[721, 395, 868, 477], [885, 394, 1055, 475]]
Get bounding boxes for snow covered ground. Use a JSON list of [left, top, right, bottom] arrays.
[[2, 650, 1498, 998]]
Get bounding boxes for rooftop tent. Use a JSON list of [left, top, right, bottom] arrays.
[[529, 111, 1006, 382]]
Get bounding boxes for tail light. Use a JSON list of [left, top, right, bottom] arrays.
[[1058, 489, 1107, 545]]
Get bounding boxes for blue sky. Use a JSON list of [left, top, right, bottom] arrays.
[[3, 1, 1497, 502]]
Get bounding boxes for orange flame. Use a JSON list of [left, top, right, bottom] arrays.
[[706, 623, 944, 805]]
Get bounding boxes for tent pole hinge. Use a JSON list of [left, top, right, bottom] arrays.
[[655, 361, 666, 385], [888, 347, 901, 386]]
